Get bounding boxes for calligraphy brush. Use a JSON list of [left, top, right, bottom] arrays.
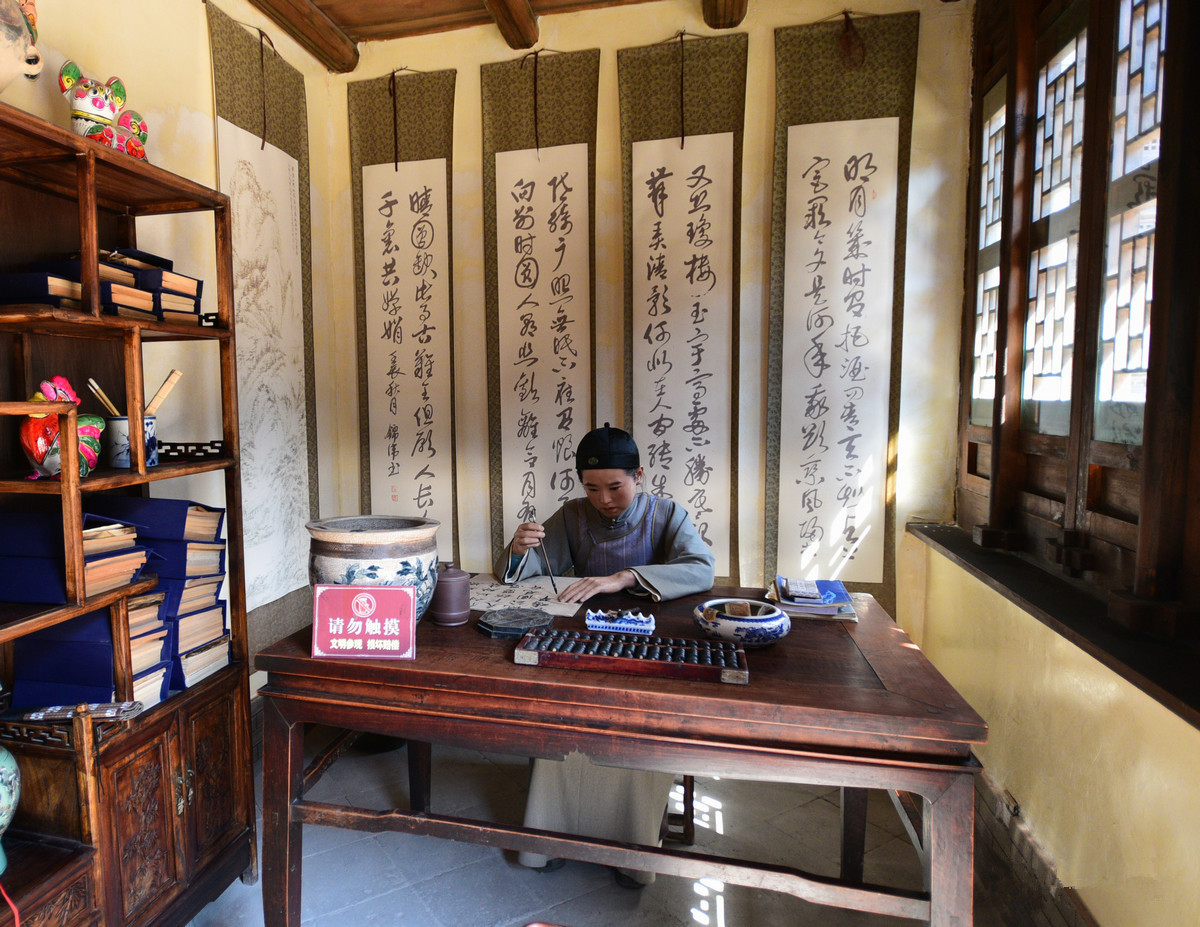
[[538, 544, 558, 595]]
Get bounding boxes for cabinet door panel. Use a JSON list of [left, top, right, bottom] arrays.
[[100, 728, 184, 924], [183, 678, 247, 871]]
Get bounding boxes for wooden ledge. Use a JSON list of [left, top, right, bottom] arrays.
[[909, 522, 1200, 731]]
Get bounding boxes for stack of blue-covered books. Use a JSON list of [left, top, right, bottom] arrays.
[[10, 608, 169, 712], [0, 511, 150, 605], [85, 496, 230, 690]]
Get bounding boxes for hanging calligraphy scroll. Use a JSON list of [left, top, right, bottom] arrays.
[[495, 144, 593, 531], [631, 134, 735, 576], [349, 70, 457, 555], [208, 3, 317, 653], [779, 118, 899, 581], [618, 34, 748, 584], [481, 51, 600, 553], [768, 13, 918, 607]]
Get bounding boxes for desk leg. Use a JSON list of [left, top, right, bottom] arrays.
[[840, 786, 868, 882], [262, 698, 305, 927], [408, 740, 432, 812], [927, 773, 975, 927]]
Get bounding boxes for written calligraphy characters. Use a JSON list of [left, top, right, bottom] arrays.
[[779, 118, 899, 582], [495, 144, 593, 534], [631, 133, 735, 576], [363, 159, 455, 533]]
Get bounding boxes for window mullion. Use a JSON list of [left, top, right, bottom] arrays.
[[1063, 0, 1118, 539], [979, 0, 1039, 548]]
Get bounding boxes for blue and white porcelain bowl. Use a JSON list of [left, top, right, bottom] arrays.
[[306, 515, 440, 620], [693, 598, 791, 648]]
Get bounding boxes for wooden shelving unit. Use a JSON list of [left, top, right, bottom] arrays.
[[0, 101, 255, 927]]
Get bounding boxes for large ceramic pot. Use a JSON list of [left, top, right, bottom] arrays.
[[305, 516, 440, 620], [0, 743, 19, 875]]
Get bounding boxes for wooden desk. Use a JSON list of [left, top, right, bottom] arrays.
[[257, 589, 986, 926]]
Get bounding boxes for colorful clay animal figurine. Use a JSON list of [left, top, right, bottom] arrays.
[[19, 375, 106, 479], [0, 0, 41, 94], [58, 59, 149, 160]]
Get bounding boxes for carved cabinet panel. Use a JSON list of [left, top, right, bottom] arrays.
[[180, 684, 246, 874], [99, 718, 185, 925]]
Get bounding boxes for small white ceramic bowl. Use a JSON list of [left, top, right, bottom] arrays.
[[693, 598, 791, 648]]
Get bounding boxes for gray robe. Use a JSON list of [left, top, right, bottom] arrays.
[[494, 493, 715, 880], [493, 493, 716, 601]]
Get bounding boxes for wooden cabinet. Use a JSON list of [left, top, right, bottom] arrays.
[[0, 102, 254, 926]]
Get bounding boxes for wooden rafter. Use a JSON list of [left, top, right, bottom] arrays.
[[247, 0, 359, 73], [483, 0, 540, 49]]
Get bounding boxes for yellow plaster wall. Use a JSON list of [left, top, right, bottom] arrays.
[[905, 539, 1200, 927]]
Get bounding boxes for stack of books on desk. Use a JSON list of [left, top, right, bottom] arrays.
[[85, 496, 230, 691], [768, 575, 858, 621]]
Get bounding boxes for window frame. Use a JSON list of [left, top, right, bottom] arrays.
[[956, 0, 1200, 638]]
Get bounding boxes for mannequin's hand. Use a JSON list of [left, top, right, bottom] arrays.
[[558, 570, 638, 603], [510, 522, 545, 556]]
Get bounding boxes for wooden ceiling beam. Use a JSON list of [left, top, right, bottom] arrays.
[[482, 0, 540, 49], [247, 0, 360, 73], [702, 0, 748, 30]]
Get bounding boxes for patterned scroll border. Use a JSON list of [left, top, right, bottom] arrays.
[[348, 69, 458, 558], [481, 50, 601, 557], [617, 33, 748, 586], [767, 13, 920, 614], [207, 2, 317, 658]]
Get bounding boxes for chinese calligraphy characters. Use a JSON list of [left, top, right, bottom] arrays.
[[363, 159, 455, 534], [779, 118, 899, 582], [496, 144, 593, 537], [632, 133, 735, 576]]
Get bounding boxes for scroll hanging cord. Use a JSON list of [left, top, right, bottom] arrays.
[[521, 50, 542, 157], [678, 30, 685, 149], [257, 28, 276, 149], [812, 9, 869, 70], [654, 30, 703, 148], [387, 68, 426, 171], [206, 6, 280, 150]]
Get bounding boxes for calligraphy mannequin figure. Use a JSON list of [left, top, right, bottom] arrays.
[[494, 423, 715, 884]]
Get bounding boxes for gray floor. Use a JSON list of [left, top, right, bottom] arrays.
[[190, 731, 1020, 927]]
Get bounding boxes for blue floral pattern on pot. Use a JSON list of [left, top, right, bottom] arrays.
[[306, 516, 441, 620], [0, 742, 20, 875], [693, 598, 791, 648]]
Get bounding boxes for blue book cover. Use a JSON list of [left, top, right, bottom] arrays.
[[0, 512, 66, 558], [141, 539, 224, 579], [156, 575, 224, 619], [137, 269, 203, 300], [10, 678, 116, 712], [165, 601, 227, 656], [106, 247, 173, 271], [0, 552, 69, 603], [28, 258, 139, 287], [0, 271, 82, 305], [13, 609, 114, 688], [84, 497, 225, 542], [169, 635, 230, 691], [133, 659, 172, 706]]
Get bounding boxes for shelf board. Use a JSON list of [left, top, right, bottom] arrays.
[[0, 101, 227, 216], [0, 832, 95, 927], [0, 457, 236, 493], [0, 303, 229, 341], [0, 575, 159, 645]]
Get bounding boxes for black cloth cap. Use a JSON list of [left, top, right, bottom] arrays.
[[576, 423, 640, 472]]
